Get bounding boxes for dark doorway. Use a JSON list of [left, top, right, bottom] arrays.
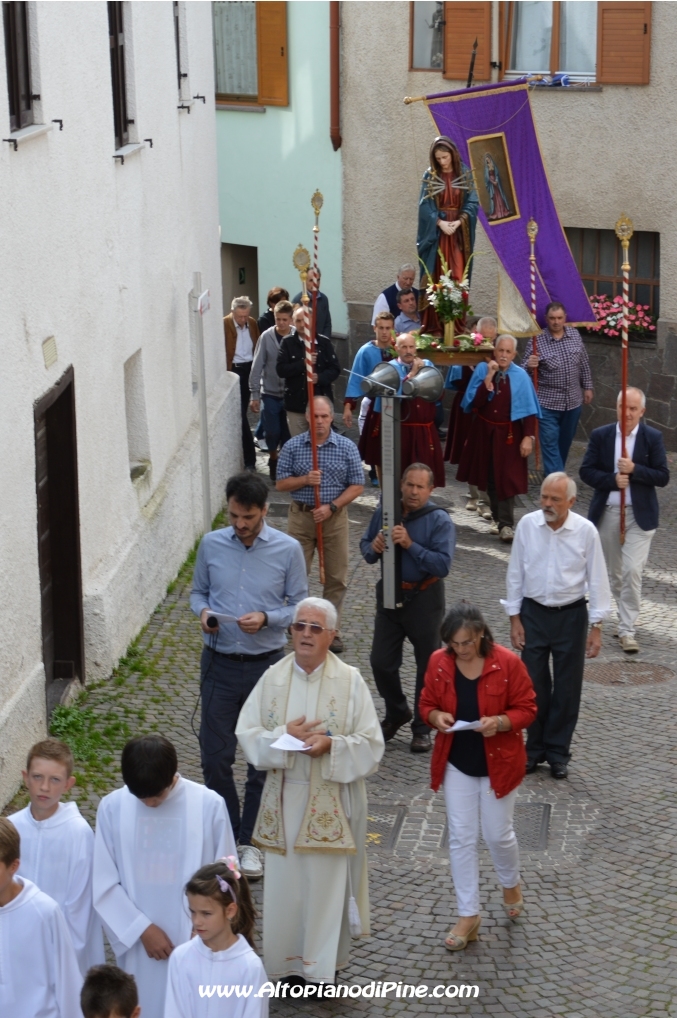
[[221, 243, 259, 319], [34, 367, 85, 714]]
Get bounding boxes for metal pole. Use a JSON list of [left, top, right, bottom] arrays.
[[527, 218, 540, 469], [193, 271, 212, 533], [381, 396, 402, 609], [615, 215, 634, 546]]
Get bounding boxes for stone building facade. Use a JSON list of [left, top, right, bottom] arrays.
[[0, 2, 239, 805], [339, 1, 677, 446]]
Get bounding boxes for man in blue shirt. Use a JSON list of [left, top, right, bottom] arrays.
[[361, 464, 455, 753], [190, 472, 308, 878], [276, 396, 365, 654]]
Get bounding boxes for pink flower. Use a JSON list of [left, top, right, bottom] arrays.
[[649, 325, 656, 330]]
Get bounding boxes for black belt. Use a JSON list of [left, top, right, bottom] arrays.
[[523, 596, 586, 612], [293, 501, 316, 512], [214, 649, 281, 662]]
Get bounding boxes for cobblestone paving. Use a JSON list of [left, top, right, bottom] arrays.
[[11, 438, 677, 1017]]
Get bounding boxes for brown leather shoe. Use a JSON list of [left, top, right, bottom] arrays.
[[380, 710, 413, 742], [410, 733, 432, 753]]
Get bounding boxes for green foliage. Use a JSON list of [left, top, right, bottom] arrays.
[[50, 705, 131, 767]]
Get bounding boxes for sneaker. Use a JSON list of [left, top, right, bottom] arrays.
[[499, 526, 515, 542], [619, 634, 640, 653], [489, 522, 500, 535], [239, 844, 263, 880], [477, 502, 493, 520], [465, 498, 478, 512]]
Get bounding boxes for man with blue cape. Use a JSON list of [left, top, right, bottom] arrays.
[[457, 335, 541, 541]]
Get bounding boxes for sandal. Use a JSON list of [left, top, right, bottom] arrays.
[[503, 894, 524, 920], [444, 915, 481, 951]]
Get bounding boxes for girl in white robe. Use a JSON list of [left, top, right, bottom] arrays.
[[10, 800, 105, 975], [93, 736, 237, 1018], [164, 859, 268, 1018]]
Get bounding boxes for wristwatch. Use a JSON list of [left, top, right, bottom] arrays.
[[329, 502, 338, 514], [591, 622, 603, 631]]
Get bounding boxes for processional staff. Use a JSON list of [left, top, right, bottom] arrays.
[[527, 218, 541, 469], [615, 213, 634, 546]]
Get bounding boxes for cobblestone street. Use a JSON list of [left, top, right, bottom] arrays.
[[14, 440, 677, 1017]]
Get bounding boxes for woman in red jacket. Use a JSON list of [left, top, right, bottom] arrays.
[[419, 601, 536, 951]]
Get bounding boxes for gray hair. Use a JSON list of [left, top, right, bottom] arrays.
[[477, 316, 497, 330], [306, 395, 335, 417], [495, 333, 517, 352], [542, 471, 577, 499], [231, 296, 252, 311], [617, 387, 646, 408], [398, 263, 416, 273], [293, 597, 338, 630]]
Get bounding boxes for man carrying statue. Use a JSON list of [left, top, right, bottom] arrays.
[[236, 597, 385, 986]]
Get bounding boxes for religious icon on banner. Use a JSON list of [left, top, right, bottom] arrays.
[[467, 133, 520, 225]]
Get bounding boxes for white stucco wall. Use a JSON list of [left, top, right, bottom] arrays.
[[0, 1, 239, 806], [341, 1, 677, 327], [216, 0, 346, 332]]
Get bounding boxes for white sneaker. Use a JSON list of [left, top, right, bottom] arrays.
[[466, 498, 478, 512], [499, 526, 515, 542], [477, 503, 493, 520], [239, 844, 263, 880], [489, 522, 500, 535], [619, 635, 639, 653]]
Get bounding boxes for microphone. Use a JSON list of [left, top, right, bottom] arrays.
[[207, 616, 218, 629]]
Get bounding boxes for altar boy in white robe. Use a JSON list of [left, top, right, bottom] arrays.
[[93, 735, 237, 1018], [10, 737, 105, 975], [0, 817, 83, 1018], [236, 597, 385, 983]]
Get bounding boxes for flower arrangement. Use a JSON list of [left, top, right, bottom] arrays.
[[424, 251, 473, 324], [416, 331, 494, 353], [589, 294, 656, 337]]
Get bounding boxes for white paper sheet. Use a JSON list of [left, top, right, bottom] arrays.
[[207, 611, 239, 625], [269, 733, 310, 752], [445, 719, 483, 733]]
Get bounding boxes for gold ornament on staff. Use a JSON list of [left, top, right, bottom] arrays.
[[526, 218, 540, 469], [614, 213, 634, 546], [291, 241, 325, 583]]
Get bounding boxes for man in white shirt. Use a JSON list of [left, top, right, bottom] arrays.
[[224, 296, 260, 470], [371, 264, 417, 324], [502, 472, 611, 779], [580, 388, 669, 653]]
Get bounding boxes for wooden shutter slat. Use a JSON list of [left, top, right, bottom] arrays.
[[256, 1, 288, 106], [597, 1, 651, 85], [443, 2, 492, 82]]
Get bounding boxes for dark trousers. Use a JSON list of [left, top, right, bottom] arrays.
[[487, 459, 514, 531], [521, 597, 587, 765], [232, 362, 256, 468], [370, 579, 445, 736], [199, 647, 284, 844], [539, 405, 582, 477], [261, 394, 291, 453]]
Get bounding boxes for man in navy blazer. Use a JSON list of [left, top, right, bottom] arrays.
[[580, 387, 669, 653]]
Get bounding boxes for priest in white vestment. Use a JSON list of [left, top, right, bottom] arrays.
[[93, 736, 237, 1018], [236, 597, 385, 983]]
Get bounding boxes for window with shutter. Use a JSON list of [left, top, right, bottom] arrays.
[[2, 0, 33, 132], [213, 1, 288, 106], [443, 2, 492, 81], [597, 2, 651, 85], [108, 1, 129, 148]]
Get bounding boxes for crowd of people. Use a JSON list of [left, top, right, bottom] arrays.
[[0, 272, 670, 1018]]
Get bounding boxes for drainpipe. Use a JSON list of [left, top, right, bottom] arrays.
[[330, 1, 341, 150]]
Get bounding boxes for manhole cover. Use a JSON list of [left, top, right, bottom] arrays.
[[441, 802, 551, 853], [366, 806, 407, 851], [585, 661, 674, 686]]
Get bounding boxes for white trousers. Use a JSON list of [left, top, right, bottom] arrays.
[[598, 506, 655, 637], [443, 763, 520, 916]]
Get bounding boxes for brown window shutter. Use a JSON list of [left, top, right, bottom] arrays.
[[256, 1, 288, 106], [597, 2, 651, 85], [443, 2, 492, 81]]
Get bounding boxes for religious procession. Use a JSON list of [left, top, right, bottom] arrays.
[[1, 3, 675, 1018]]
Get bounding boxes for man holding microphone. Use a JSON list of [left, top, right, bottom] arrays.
[[190, 472, 307, 879]]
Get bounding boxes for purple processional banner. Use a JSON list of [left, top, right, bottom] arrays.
[[425, 78, 596, 327]]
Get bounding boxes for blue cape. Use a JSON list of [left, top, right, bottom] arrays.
[[345, 341, 393, 399], [461, 362, 542, 421], [444, 365, 464, 390], [373, 359, 434, 413]]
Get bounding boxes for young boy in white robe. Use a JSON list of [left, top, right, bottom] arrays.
[[164, 858, 268, 1018], [81, 964, 141, 1018], [0, 817, 82, 1018], [9, 737, 105, 975], [93, 735, 237, 1018]]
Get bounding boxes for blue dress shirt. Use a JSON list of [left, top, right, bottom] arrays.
[[190, 522, 308, 654]]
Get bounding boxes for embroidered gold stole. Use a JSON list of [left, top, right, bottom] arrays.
[[252, 654, 357, 856]]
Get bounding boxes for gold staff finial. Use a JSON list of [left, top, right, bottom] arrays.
[[615, 214, 634, 270], [292, 244, 311, 305], [311, 190, 324, 219], [527, 218, 538, 243]]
